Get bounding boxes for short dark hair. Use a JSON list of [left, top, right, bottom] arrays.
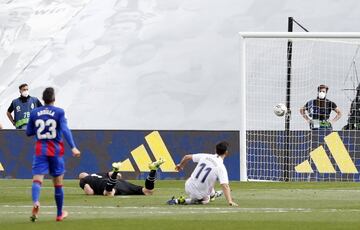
[[42, 87, 55, 104], [19, 83, 28, 90], [317, 84, 329, 92], [216, 141, 229, 155]]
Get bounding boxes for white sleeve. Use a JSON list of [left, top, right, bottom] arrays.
[[218, 165, 229, 184], [192, 153, 208, 163]]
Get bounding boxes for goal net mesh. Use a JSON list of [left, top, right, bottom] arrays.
[[244, 37, 360, 181]]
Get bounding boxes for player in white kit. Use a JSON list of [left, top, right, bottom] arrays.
[[167, 141, 238, 206]]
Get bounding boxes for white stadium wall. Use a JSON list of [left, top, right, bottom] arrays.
[[1, 0, 360, 130]]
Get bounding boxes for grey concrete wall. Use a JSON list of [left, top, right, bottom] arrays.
[[0, 0, 360, 130]]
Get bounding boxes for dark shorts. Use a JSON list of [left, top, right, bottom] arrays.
[[114, 180, 144, 195], [32, 155, 65, 177]]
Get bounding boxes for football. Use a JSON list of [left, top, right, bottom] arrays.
[[273, 103, 287, 116]]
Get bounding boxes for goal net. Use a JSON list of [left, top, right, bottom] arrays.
[[240, 32, 360, 182]]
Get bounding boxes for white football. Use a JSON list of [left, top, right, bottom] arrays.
[[273, 103, 287, 116]]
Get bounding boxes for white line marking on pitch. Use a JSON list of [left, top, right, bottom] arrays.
[[1, 205, 360, 213], [246, 189, 360, 192], [2, 187, 359, 192]]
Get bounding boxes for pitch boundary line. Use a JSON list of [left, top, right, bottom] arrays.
[[2, 187, 359, 192], [1, 205, 360, 213]]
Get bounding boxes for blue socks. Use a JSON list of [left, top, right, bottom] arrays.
[[32, 180, 64, 217], [54, 185, 64, 217], [32, 180, 42, 204]]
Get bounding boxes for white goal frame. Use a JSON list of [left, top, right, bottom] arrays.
[[239, 32, 360, 181]]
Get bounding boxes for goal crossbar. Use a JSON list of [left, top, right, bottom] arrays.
[[239, 32, 360, 39]]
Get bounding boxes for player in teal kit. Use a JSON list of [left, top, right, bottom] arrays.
[[26, 87, 81, 222], [7, 83, 42, 129]]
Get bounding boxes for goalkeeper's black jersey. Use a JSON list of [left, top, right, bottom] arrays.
[[80, 173, 108, 195], [79, 172, 144, 196]]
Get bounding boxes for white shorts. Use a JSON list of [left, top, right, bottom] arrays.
[[185, 179, 214, 203]]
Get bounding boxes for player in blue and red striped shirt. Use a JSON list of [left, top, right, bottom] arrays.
[[26, 87, 81, 222]]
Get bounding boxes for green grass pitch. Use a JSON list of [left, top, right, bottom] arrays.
[[1, 179, 360, 230]]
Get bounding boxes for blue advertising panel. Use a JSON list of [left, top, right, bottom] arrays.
[[247, 130, 360, 181], [0, 130, 239, 180]]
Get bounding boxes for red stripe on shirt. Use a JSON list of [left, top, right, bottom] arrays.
[[35, 141, 42, 156], [59, 142, 65, 157], [47, 141, 55, 157]]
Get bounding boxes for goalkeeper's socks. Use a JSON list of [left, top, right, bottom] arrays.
[[32, 180, 42, 204], [145, 170, 156, 190], [110, 171, 119, 180], [54, 185, 64, 217], [105, 171, 118, 192]]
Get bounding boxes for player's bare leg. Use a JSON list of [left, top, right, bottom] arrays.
[[30, 174, 44, 222]]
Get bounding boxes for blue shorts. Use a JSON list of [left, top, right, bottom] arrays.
[[32, 155, 65, 177]]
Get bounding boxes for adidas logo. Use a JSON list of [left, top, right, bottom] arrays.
[[295, 132, 358, 174], [0, 131, 175, 173], [118, 131, 176, 172]]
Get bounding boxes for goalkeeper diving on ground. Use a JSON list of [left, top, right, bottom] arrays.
[[79, 158, 165, 196]]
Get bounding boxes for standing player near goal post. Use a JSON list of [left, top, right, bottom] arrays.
[[300, 84, 342, 130], [167, 141, 238, 206], [26, 87, 81, 222]]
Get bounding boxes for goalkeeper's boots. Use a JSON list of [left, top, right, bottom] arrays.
[[30, 202, 40, 222], [177, 196, 186, 204], [149, 158, 165, 171], [112, 161, 122, 172], [167, 196, 177, 205], [167, 196, 186, 205], [210, 190, 223, 202], [56, 210, 68, 222]]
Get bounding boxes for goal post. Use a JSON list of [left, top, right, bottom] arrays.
[[239, 32, 360, 182]]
